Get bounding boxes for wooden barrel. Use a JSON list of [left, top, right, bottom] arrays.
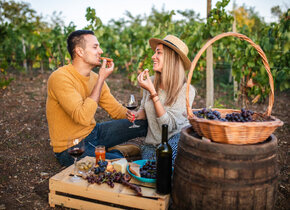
[[172, 126, 278, 210]]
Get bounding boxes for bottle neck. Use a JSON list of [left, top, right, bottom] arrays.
[[161, 124, 168, 143]]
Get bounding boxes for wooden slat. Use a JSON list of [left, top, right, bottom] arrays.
[[49, 190, 56, 207], [49, 193, 121, 210], [130, 177, 156, 188], [50, 179, 167, 209], [50, 176, 162, 198]]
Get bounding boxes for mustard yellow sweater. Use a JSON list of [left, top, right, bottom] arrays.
[[46, 64, 127, 153]]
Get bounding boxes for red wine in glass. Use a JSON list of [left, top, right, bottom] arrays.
[[68, 148, 85, 158], [67, 139, 85, 182], [126, 95, 140, 128], [126, 105, 137, 110]]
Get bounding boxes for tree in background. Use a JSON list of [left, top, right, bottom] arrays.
[[0, 0, 288, 102]]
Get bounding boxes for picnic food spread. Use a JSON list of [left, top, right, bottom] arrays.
[[84, 158, 143, 196], [49, 156, 170, 209]]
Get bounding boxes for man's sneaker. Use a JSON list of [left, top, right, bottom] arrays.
[[107, 144, 141, 158]]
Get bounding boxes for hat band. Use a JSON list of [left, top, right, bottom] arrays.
[[164, 40, 179, 49]]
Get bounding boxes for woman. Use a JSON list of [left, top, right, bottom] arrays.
[[127, 35, 195, 164]]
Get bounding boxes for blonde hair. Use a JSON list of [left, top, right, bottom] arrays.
[[153, 45, 186, 106]]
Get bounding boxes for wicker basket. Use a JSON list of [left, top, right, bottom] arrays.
[[186, 32, 284, 144]]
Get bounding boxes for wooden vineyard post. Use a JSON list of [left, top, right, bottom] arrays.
[[206, 0, 214, 108], [232, 0, 239, 102]]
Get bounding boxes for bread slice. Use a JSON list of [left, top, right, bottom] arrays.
[[129, 162, 140, 177]]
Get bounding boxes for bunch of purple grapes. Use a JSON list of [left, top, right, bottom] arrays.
[[86, 167, 142, 195], [193, 108, 254, 122], [225, 108, 254, 122], [86, 171, 129, 188], [94, 160, 108, 174], [140, 160, 156, 179], [193, 108, 222, 120]]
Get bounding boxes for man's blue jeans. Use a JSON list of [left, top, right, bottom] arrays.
[[55, 119, 148, 166]]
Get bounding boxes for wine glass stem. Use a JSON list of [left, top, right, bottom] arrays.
[[73, 157, 77, 178]]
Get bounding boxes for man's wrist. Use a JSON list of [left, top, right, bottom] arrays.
[[97, 74, 106, 81]]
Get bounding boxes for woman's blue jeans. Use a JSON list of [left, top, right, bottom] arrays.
[[55, 119, 148, 166]]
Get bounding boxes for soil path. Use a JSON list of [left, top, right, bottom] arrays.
[[0, 72, 289, 209]]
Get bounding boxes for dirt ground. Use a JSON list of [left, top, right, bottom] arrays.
[[0, 71, 289, 209]]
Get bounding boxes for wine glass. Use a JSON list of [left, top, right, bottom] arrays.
[[67, 139, 85, 182], [126, 94, 140, 128]]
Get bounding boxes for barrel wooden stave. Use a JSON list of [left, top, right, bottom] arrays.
[[172, 126, 278, 210]]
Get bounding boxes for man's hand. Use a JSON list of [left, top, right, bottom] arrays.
[[90, 59, 114, 102], [98, 59, 115, 80]]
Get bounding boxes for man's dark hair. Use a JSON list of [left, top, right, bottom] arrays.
[[67, 30, 95, 59]]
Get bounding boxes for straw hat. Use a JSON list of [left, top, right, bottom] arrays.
[[149, 35, 191, 70]]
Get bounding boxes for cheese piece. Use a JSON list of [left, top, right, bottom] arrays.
[[129, 162, 140, 177], [112, 158, 128, 173]]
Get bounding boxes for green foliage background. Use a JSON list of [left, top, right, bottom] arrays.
[[0, 0, 289, 102]]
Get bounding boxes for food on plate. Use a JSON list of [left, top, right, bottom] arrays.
[[77, 160, 94, 173], [100, 57, 113, 62], [129, 162, 141, 177], [140, 160, 156, 179], [112, 158, 128, 173]]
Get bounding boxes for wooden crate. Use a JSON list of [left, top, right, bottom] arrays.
[[49, 157, 170, 210]]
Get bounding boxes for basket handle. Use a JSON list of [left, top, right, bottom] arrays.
[[186, 32, 274, 118]]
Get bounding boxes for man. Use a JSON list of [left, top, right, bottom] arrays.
[[46, 30, 147, 166]]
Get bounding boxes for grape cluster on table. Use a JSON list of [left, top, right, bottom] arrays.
[[87, 170, 126, 188], [94, 160, 108, 174], [85, 160, 142, 196], [193, 108, 255, 122], [140, 160, 156, 179]]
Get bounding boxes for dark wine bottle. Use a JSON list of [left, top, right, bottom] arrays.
[[156, 124, 172, 194]]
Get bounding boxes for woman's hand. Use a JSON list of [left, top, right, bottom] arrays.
[[138, 69, 166, 118], [137, 69, 156, 94], [126, 110, 138, 122], [126, 109, 146, 121]]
